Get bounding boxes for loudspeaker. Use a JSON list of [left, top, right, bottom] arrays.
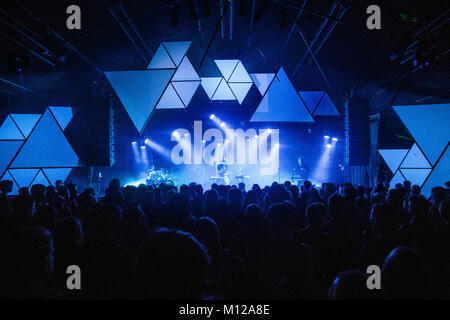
[[348, 97, 370, 165]]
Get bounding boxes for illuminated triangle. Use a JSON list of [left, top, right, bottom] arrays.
[[393, 103, 450, 165], [201, 77, 222, 99], [31, 170, 50, 186], [389, 170, 405, 188], [400, 143, 431, 168], [299, 91, 325, 113], [147, 45, 176, 69], [379, 149, 409, 173], [314, 92, 339, 116], [212, 78, 235, 100], [0, 171, 19, 195], [214, 60, 239, 81], [228, 61, 252, 83], [0, 115, 24, 140], [421, 146, 450, 197], [105, 69, 174, 133], [11, 110, 79, 168], [250, 73, 275, 96], [10, 114, 41, 138], [172, 81, 200, 106], [163, 41, 191, 66], [0, 140, 23, 177], [400, 168, 432, 187], [43, 168, 73, 186], [172, 56, 200, 81], [156, 83, 185, 109], [250, 67, 314, 122], [9, 169, 39, 188], [228, 82, 252, 104], [49, 107, 73, 130]]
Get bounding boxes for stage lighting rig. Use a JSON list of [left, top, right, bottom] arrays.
[[6, 47, 29, 74]]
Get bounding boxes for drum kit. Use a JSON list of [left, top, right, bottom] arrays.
[[210, 161, 249, 185], [146, 168, 175, 186]]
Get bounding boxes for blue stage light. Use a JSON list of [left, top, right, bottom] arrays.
[[210, 114, 215, 119], [324, 135, 330, 139], [268, 129, 272, 133], [144, 138, 150, 144], [332, 137, 338, 142], [326, 144, 332, 148], [132, 141, 137, 144], [220, 122, 226, 128], [173, 130, 178, 136]]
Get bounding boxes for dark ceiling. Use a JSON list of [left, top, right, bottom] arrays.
[[0, 0, 449, 111]]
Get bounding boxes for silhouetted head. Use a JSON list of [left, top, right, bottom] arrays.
[[136, 229, 210, 299], [228, 187, 242, 203], [30, 184, 46, 202], [408, 194, 428, 219], [370, 204, 396, 235], [328, 194, 345, 217], [121, 207, 148, 251], [303, 180, 312, 190], [193, 217, 220, 257], [266, 202, 298, 238], [0, 180, 13, 195], [382, 246, 430, 299], [328, 270, 370, 300], [306, 202, 326, 227], [33, 204, 58, 232], [123, 185, 137, 202], [54, 216, 84, 247], [243, 203, 263, 227], [411, 185, 421, 195]]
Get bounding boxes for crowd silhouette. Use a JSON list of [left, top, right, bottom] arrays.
[[0, 177, 449, 300]]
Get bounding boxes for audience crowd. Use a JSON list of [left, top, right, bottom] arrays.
[[0, 177, 449, 300]]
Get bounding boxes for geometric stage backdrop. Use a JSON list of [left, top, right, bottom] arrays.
[[0, 106, 79, 195], [379, 103, 450, 196]]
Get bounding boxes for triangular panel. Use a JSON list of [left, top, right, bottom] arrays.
[[156, 84, 185, 109], [313, 92, 340, 116], [0, 171, 19, 195], [228, 61, 252, 83], [11, 110, 79, 168], [400, 168, 432, 187], [250, 73, 275, 96], [172, 81, 200, 106], [43, 168, 73, 186], [0, 140, 23, 177], [421, 146, 450, 197], [201, 77, 222, 99], [172, 56, 200, 81], [9, 169, 39, 187], [147, 45, 176, 69], [299, 91, 325, 113], [389, 170, 405, 188], [379, 149, 409, 173], [0, 115, 24, 140], [163, 41, 191, 66], [214, 60, 239, 81], [49, 107, 73, 130], [229, 82, 252, 104], [393, 103, 450, 165], [105, 69, 174, 133], [31, 170, 50, 186], [10, 114, 41, 138], [212, 79, 235, 100], [250, 67, 314, 122], [400, 143, 431, 168]]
